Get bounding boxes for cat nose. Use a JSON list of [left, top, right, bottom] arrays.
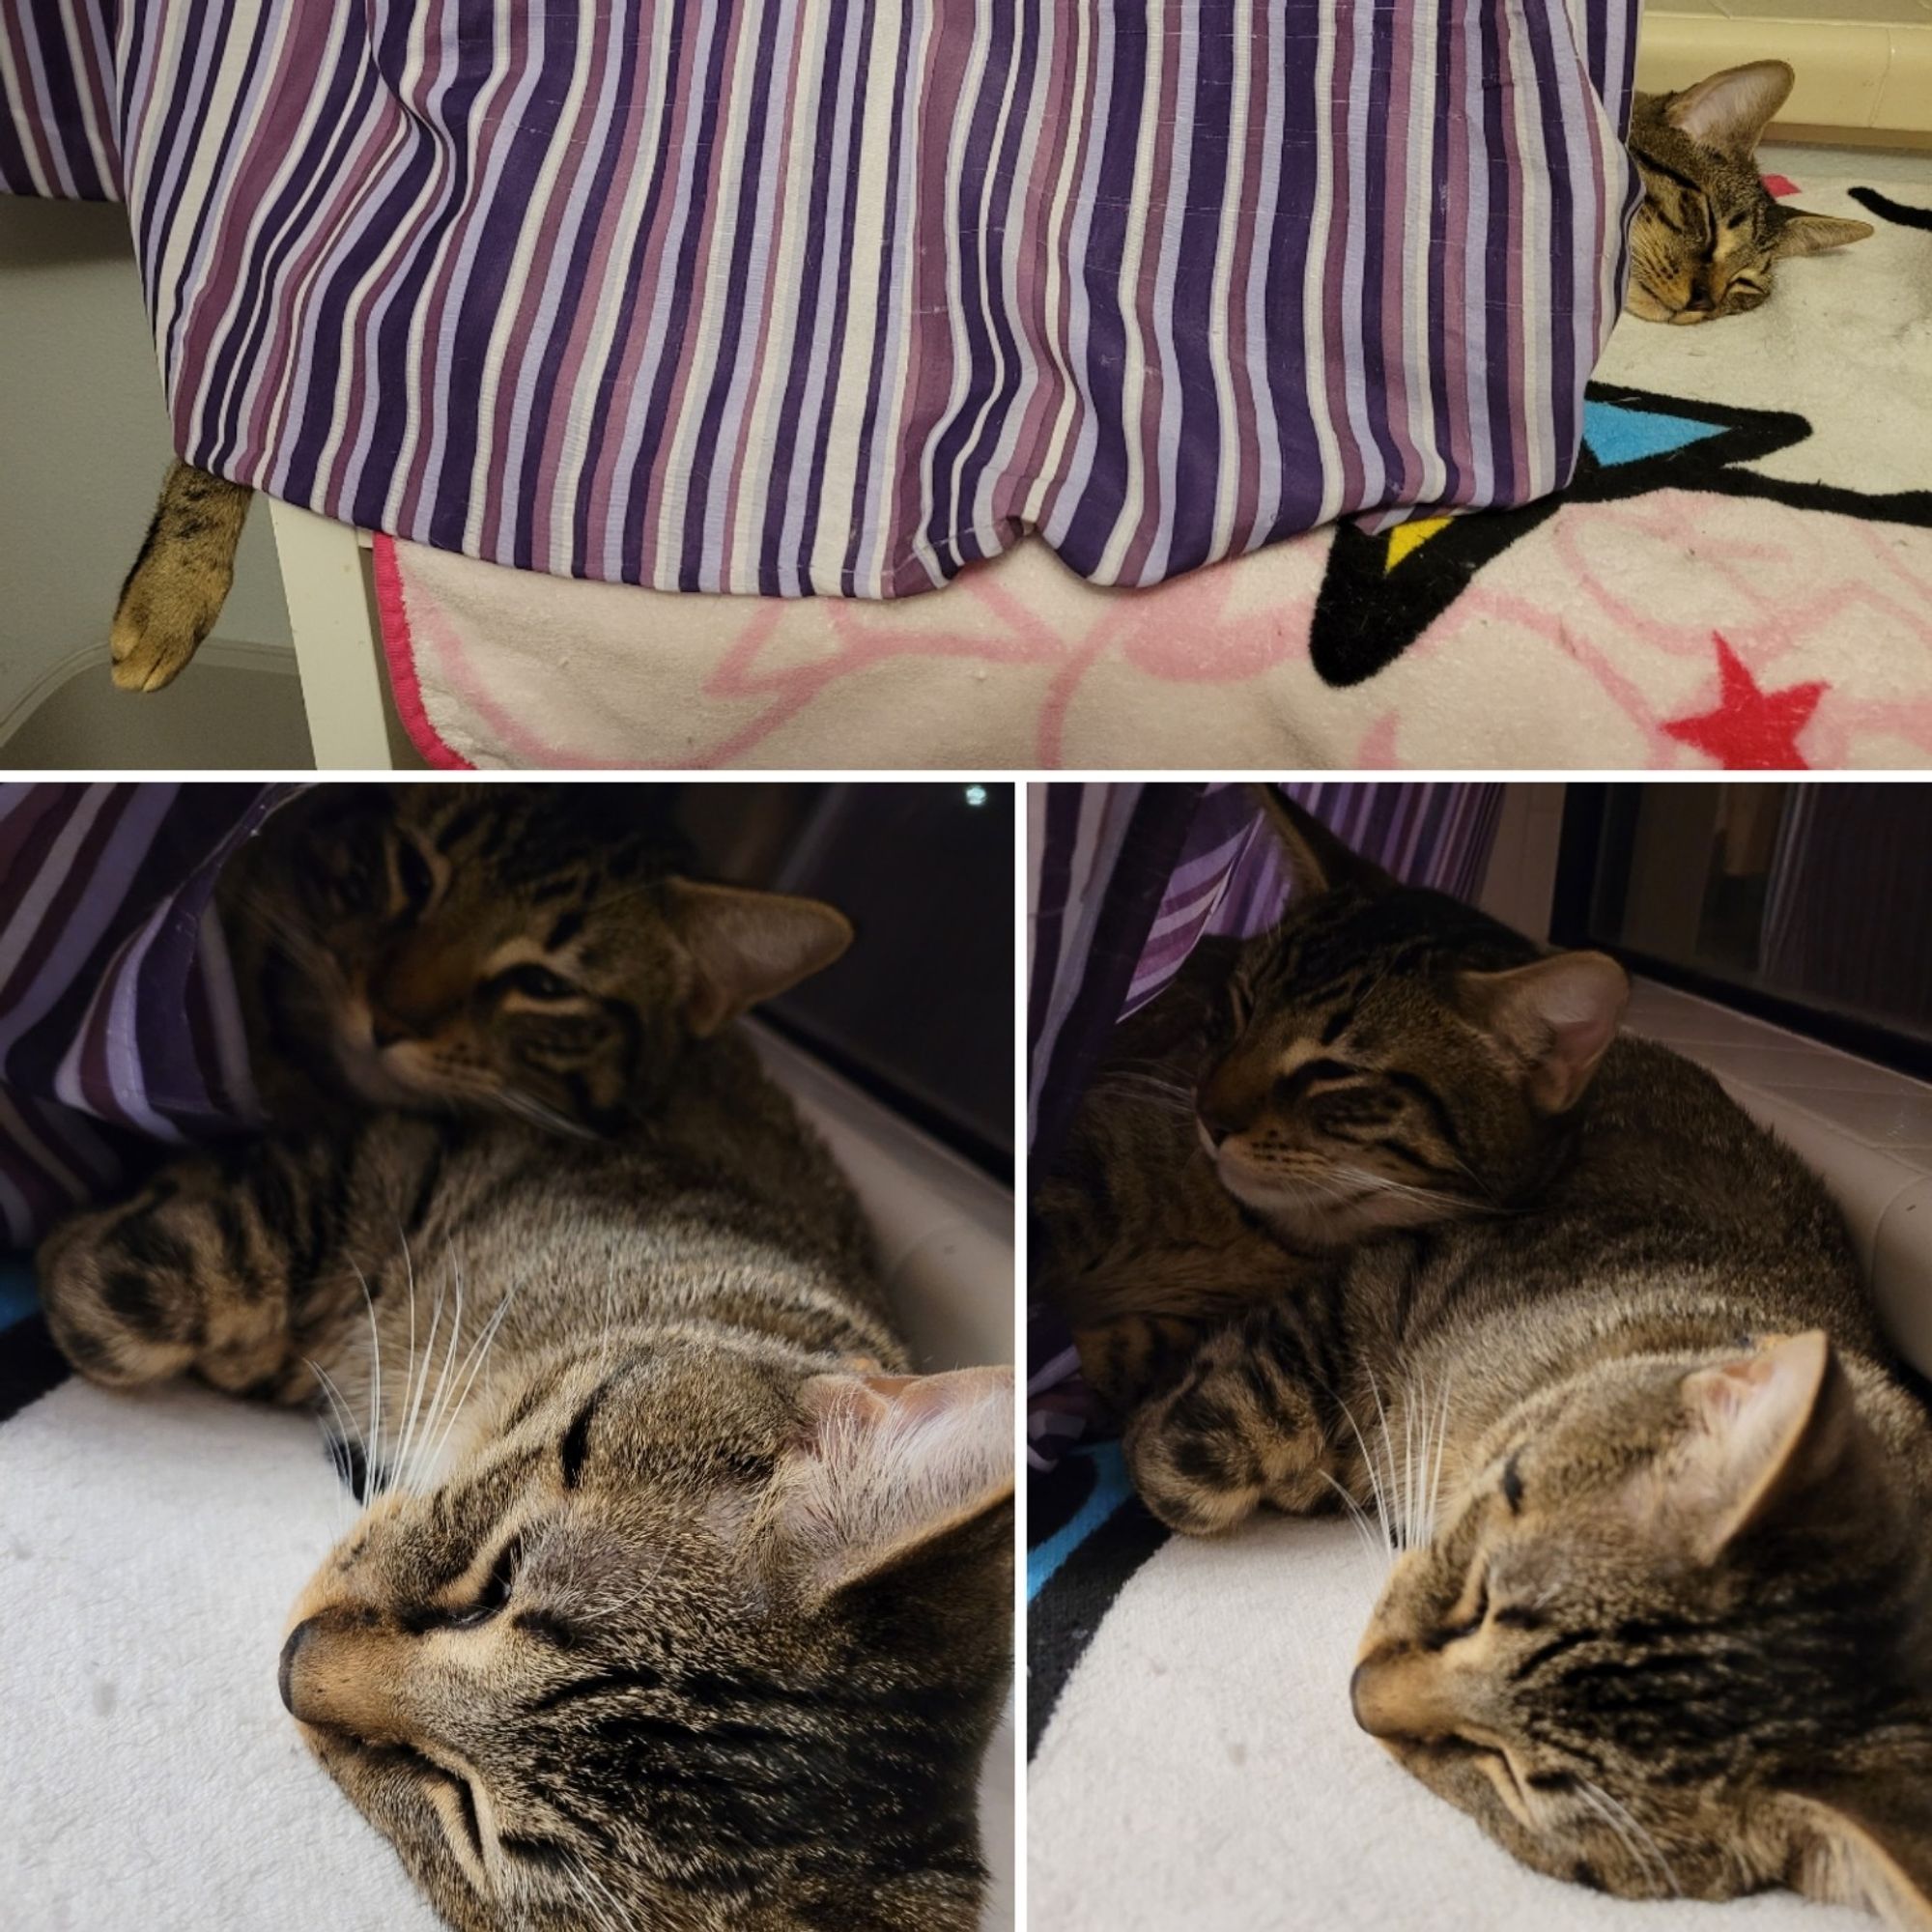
[[1351, 1656, 1407, 1738], [279, 1617, 317, 1715], [370, 1013, 412, 1049], [277, 1605, 407, 1734], [1197, 1069, 1255, 1146]]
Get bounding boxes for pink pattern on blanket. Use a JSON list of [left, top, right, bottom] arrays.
[[379, 485, 1932, 770]]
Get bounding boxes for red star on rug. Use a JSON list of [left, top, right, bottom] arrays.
[[1662, 633, 1827, 770]]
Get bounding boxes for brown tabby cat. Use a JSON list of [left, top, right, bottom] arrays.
[[217, 783, 851, 1135], [39, 865, 1012, 1930], [1626, 61, 1871, 324], [1037, 790, 1626, 1519], [1046, 796, 1932, 1922], [111, 461, 254, 691]]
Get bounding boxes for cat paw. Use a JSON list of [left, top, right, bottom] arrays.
[[36, 1172, 288, 1393], [109, 564, 227, 692], [36, 1191, 206, 1386], [1123, 1325, 1332, 1536]]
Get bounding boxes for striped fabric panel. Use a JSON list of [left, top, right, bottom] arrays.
[[1123, 781, 1504, 1013], [1026, 781, 1151, 1149], [0, 783, 278, 1251], [1026, 783, 1211, 1168], [3, 0, 1639, 597]]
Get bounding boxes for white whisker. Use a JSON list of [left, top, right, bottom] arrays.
[[352, 1262, 384, 1493], [1577, 1779, 1680, 1897]]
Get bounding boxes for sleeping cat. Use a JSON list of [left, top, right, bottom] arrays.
[[1037, 790, 1617, 1511], [1045, 794, 1932, 1923], [217, 782, 852, 1134], [1626, 60, 1871, 324], [38, 800, 1014, 1931]]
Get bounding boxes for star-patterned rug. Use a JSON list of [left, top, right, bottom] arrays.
[[373, 161, 1932, 769]]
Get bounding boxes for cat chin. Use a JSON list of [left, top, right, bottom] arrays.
[[331, 1037, 442, 1110], [1213, 1166, 1377, 1249]]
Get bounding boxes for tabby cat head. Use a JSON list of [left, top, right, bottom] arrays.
[[1626, 63, 1871, 325], [281, 1347, 1014, 1931], [1353, 1331, 1932, 1924], [229, 785, 851, 1133], [1196, 791, 1627, 1247]]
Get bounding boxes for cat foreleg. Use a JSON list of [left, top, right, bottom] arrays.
[[1122, 1302, 1345, 1536]]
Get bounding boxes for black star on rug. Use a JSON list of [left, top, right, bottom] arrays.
[[1310, 382, 1932, 689]]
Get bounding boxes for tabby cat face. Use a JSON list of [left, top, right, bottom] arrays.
[[232, 785, 850, 1133], [281, 1347, 1014, 1931], [1195, 794, 1627, 1247], [1353, 1333, 1932, 1922], [1626, 62, 1871, 325]]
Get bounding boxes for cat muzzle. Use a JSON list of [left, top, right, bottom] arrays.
[[1350, 1650, 1469, 1745], [278, 1609, 412, 1739]]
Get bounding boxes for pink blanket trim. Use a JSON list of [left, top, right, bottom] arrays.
[[374, 536, 472, 771]]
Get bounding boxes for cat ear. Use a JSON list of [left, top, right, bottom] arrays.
[[1779, 1779, 1932, 1928], [1773, 207, 1875, 258], [1249, 786, 1392, 899], [663, 880, 853, 1035], [1664, 60, 1793, 156], [1456, 951, 1628, 1113], [780, 1367, 1014, 1599], [1671, 1331, 1866, 1559]]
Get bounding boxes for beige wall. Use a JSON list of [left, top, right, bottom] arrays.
[[0, 197, 310, 767]]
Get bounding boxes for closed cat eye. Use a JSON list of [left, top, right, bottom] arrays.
[[393, 836, 436, 916], [1430, 1577, 1490, 1648], [442, 1537, 523, 1631], [495, 963, 578, 1002], [1272, 1058, 1359, 1106]]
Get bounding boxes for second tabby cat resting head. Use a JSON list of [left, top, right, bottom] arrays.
[[1194, 790, 1627, 1248], [1352, 1330, 1932, 1922], [221, 784, 851, 1134], [1626, 61, 1871, 324]]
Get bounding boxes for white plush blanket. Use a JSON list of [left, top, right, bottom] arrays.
[[0, 1034, 1014, 1930], [1030, 1514, 1867, 1932]]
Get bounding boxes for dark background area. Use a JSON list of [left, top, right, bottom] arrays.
[[1554, 781, 1932, 1082], [679, 782, 1013, 1180]]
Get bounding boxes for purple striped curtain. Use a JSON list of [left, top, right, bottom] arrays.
[[1025, 781, 1501, 1468], [3, 0, 1640, 598], [0, 784, 283, 1251]]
